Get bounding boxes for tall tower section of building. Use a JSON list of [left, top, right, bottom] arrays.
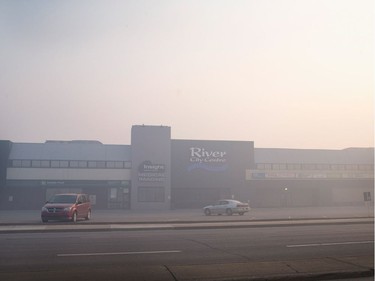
[[130, 125, 171, 210]]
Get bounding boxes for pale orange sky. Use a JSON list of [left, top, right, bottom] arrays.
[[0, 0, 373, 149]]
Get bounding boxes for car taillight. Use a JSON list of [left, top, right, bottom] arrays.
[[237, 204, 248, 208]]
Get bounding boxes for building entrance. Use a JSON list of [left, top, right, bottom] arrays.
[[107, 187, 130, 209]]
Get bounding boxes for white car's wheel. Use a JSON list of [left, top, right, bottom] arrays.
[[226, 208, 233, 216], [204, 208, 211, 216]]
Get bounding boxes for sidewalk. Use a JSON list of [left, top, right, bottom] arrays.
[[0, 206, 374, 225]]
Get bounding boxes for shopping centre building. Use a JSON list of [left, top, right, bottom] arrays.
[[0, 125, 373, 210]]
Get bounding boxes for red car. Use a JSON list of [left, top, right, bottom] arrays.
[[41, 193, 91, 223]]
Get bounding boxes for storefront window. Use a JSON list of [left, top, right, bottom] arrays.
[[138, 186, 165, 202]]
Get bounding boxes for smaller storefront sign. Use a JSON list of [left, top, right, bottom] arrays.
[[138, 161, 166, 182]]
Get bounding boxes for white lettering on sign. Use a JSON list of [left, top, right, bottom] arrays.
[[189, 147, 227, 163], [143, 164, 164, 172]]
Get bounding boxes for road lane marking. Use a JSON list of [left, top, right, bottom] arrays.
[[287, 241, 374, 248], [57, 250, 181, 257]]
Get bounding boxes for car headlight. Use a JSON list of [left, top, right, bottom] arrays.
[[42, 207, 48, 212], [64, 207, 72, 212]]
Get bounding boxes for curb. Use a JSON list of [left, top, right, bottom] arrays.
[[238, 269, 374, 281], [0, 216, 373, 226]]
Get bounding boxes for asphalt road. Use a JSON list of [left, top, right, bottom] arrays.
[[0, 222, 373, 281]]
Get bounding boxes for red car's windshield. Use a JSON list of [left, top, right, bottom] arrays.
[[48, 195, 77, 204]]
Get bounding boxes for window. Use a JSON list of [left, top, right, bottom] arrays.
[[97, 161, 106, 168], [32, 160, 41, 167], [331, 164, 338, 170], [89, 161, 106, 168], [106, 161, 125, 169], [293, 164, 301, 170], [12, 160, 22, 167], [272, 164, 280, 170], [138, 186, 165, 202], [11, 159, 129, 169], [110, 188, 118, 199], [337, 165, 346, 170], [287, 164, 295, 170], [256, 164, 265, 170], [271, 163, 287, 170], [279, 164, 286, 170], [302, 164, 316, 170], [359, 165, 372, 171], [48, 160, 69, 168], [264, 164, 272, 170], [331, 164, 346, 170], [79, 195, 88, 203], [11, 160, 32, 167], [106, 161, 115, 168], [78, 161, 87, 168], [88, 161, 97, 168], [316, 164, 330, 170], [22, 160, 31, 167], [346, 164, 357, 170], [41, 160, 50, 168]]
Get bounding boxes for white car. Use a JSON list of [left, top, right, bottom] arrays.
[[203, 199, 250, 216]]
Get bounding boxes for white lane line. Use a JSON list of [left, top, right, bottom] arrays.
[[287, 241, 374, 248], [57, 250, 181, 257]]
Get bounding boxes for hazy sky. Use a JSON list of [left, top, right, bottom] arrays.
[[0, 0, 373, 149]]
